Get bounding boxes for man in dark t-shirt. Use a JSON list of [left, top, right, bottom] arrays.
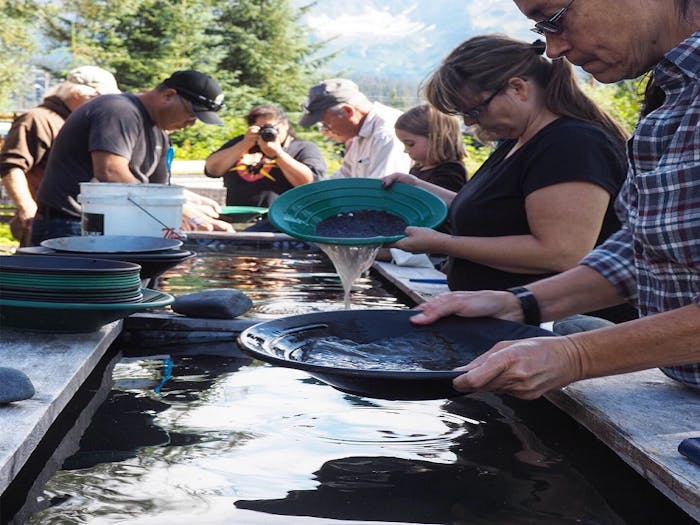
[[32, 70, 232, 244]]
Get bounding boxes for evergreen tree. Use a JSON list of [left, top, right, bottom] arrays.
[[0, 0, 38, 111], [211, 0, 330, 110], [39, 0, 216, 91]]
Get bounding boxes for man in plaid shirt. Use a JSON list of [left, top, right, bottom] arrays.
[[408, 0, 700, 399]]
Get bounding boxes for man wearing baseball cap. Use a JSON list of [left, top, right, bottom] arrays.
[[32, 69, 232, 244], [299, 78, 410, 179], [162, 70, 226, 126], [0, 65, 120, 246]]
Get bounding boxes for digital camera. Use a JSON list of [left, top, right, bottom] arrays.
[[259, 125, 279, 142]]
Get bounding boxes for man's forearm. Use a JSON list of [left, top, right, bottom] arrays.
[[1, 167, 37, 214], [568, 303, 700, 380], [528, 265, 627, 321]]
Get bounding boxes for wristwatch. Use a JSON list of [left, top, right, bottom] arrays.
[[506, 286, 541, 326]]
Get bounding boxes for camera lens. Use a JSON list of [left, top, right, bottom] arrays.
[[260, 125, 278, 142]]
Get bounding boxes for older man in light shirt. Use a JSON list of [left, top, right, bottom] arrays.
[[299, 78, 411, 179]]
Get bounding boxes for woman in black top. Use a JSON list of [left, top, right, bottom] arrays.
[[205, 105, 326, 207], [384, 35, 636, 322]]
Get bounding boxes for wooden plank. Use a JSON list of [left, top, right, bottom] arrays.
[[372, 260, 448, 304], [546, 371, 700, 520]]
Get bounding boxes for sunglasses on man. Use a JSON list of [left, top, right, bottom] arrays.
[[531, 0, 576, 35]]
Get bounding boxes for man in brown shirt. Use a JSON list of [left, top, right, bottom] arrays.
[[0, 66, 119, 245]]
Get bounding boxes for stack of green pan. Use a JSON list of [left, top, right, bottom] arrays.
[[0, 255, 143, 303], [0, 254, 175, 333]]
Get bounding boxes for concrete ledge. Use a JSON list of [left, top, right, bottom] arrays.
[[0, 322, 122, 494]]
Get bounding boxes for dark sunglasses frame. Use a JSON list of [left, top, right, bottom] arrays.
[[175, 87, 223, 112], [462, 86, 504, 121], [531, 0, 576, 35]]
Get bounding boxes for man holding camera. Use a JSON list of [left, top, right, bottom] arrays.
[[205, 104, 326, 209]]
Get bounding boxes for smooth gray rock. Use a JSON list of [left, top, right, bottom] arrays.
[[552, 314, 614, 335], [172, 289, 253, 319], [0, 368, 35, 403]]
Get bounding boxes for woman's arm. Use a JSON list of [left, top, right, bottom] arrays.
[[392, 181, 611, 274], [382, 172, 458, 206], [205, 129, 258, 177], [258, 141, 316, 186], [412, 265, 625, 325]]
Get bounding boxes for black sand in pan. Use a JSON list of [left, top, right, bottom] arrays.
[[315, 210, 408, 238]]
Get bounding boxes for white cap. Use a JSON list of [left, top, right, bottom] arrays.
[[67, 66, 120, 95]]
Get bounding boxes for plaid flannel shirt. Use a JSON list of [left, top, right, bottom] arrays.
[[581, 31, 700, 390]]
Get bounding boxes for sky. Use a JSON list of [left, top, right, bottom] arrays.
[[292, 0, 535, 80]]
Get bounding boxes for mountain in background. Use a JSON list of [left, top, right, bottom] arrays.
[[295, 0, 531, 83]]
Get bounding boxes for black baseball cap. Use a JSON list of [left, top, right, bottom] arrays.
[[162, 70, 225, 126]]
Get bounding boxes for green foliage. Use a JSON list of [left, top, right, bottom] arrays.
[[0, 206, 18, 248], [0, 0, 37, 110], [38, 0, 219, 90], [107, 0, 219, 89], [582, 77, 644, 135], [170, 113, 248, 160], [0, 223, 16, 248], [35, 0, 334, 160], [463, 134, 494, 176], [213, 0, 326, 109], [36, 0, 330, 106]]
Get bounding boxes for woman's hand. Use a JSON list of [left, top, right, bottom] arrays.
[[389, 226, 444, 253], [410, 289, 524, 325], [381, 172, 418, 188], [451, 336, 583, 399], [243, 125, 261, 147], [258, 136, 284, 159]]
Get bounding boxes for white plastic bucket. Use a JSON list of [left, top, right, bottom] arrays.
[[78, 182, 186, 238]]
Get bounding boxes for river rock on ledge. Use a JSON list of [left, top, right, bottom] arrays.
[[0, 368, 35, 403], [172, 289, 253, 319]]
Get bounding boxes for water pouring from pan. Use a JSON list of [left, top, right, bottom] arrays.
[[268, 178, 447, 309]]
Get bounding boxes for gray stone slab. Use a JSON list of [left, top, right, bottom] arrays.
[[0, 322, 122, 494], [6, 352, 120, 525]]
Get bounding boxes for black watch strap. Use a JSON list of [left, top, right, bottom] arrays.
[[506, 286, 541, 326]]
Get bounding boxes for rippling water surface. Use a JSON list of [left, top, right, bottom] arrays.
[[31, 357, 627, 525], [156, 245, 407, 316]]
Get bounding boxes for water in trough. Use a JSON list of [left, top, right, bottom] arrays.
[[7, 243, 693, 525]]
